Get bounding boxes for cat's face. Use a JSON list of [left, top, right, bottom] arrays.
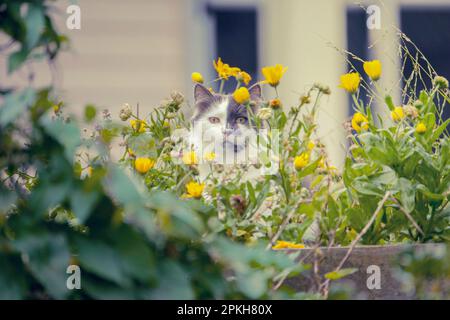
[[191, 84, 261, 158]]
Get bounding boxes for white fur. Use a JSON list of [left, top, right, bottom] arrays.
[[190, 98, 262, 181]]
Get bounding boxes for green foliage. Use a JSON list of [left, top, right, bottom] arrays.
[[395, 244, 450, 299], [341, 89, 450, 244], [0, 1, 305, 300]]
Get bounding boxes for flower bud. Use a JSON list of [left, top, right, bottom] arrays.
[[403, 105, 419, 119], [171, 91, 185, 105], [257, 107, 273, 120], [269, 98, 282, 109], [433, 75, 449, 89], [119, 103, 132, 121]]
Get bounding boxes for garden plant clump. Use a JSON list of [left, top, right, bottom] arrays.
[[0, 0, 449, 300], [116, 52, 449, 249]]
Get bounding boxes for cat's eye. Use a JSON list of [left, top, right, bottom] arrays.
[[236, 117, 247, 124], [209, 117, 220, 124]]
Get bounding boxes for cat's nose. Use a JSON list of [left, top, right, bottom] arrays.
[[222, 129, 233, 137]]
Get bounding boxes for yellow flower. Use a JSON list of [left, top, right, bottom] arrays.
[[416, 122, 427, 134], [318, 157, 325, 168], [134, 157, 155, 174], [233, 87, 250, 104], [182, 151, 198, 165], [191, 72, 204, 83], [391, 106, 405, 122], [130, 119, 147, 133], [363, 60, 382, 81], [339, 72, 361, 94], [213, 57, 240, 80], [261, 64, 287, 87], [351, 112, 369, 133], [236, 71, 252, 85], [204, 152, 216, 162], [307, 141, 315, 151], [272, 240, 305, 250], [269, 98, 282, 109], [163, 120, 170, 128], [294, 153, 309, 170], [184, 181, 204, 199], [53, 103, 62, 113], [318, 158, 338, 174], [86, 166, 93, 177]]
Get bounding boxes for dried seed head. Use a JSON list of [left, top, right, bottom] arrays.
[[170, 91, 185, 105], [119, 103, 132, 121], [299, 94, 311, 105], [433, 75, 449, 89]]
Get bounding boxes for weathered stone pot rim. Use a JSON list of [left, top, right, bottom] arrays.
[[283, 242, 447, 299], [278, 242, 445, 251]]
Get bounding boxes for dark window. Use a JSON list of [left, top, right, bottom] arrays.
[[346, 8, 369, 114], [208, 6, 258, 92], [401, 7, 450, 120]]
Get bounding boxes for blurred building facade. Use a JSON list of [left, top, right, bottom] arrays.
[[2, 0, 450, 166]]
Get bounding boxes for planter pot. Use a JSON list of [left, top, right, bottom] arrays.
[[284, 243, 447, 300]]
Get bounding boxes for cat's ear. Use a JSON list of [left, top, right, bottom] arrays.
[[248, 84, 262, 101], [194, 84, 213, 102]]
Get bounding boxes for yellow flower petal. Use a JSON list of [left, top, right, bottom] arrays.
[[294, 153, 309, 170], [363, 60, 382, 81], [351, 112, 369, 133], [130, 119, 147, 133], [233, 87, 250, 104], [134, 157, 155, 174], [391, 106, 405, 122], [204, 152, 216, 162], [339, 72, 360, 94], [213, 57, 240, 80], [182, 151, 198, 165], [185, 181, 204, 199], [236, 71, 252, 85], [191, 72, 204, 83], [272, 240, 305, 250], [416, 122, 427, 134], [261, 64, 287, 87]]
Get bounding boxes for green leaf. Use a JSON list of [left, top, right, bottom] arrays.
[[429, 118, 450, 144], [297, 157, 321, 179], [325, 268, 358, 280], [0, 254, 28, 299], [148, 192, 205, 239], [113, 226, 155, 283], [69, 188, 100, 224], [82, 277, 136, 299], [0, 88, 36, 126], [75, 237, 130, 287], [247, 182, 256, 203], [106, 165, 144, 207], [24, 4, 45, 49], [352, 178, 384, 197], [384, 95, 395, 111], [396, 178, 415, 213], [39, 116, 81, 161], [236, 271, 269, 299], [0, 186, 18, 215], [8, 49, 29, 74], [417, 184, 445, 201], [84, 104, 97, 122], [146, 260, 193, 299], [13, 232, 71, 299]]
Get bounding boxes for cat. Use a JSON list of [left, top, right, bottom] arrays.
[[189, 83, 265, 181]]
